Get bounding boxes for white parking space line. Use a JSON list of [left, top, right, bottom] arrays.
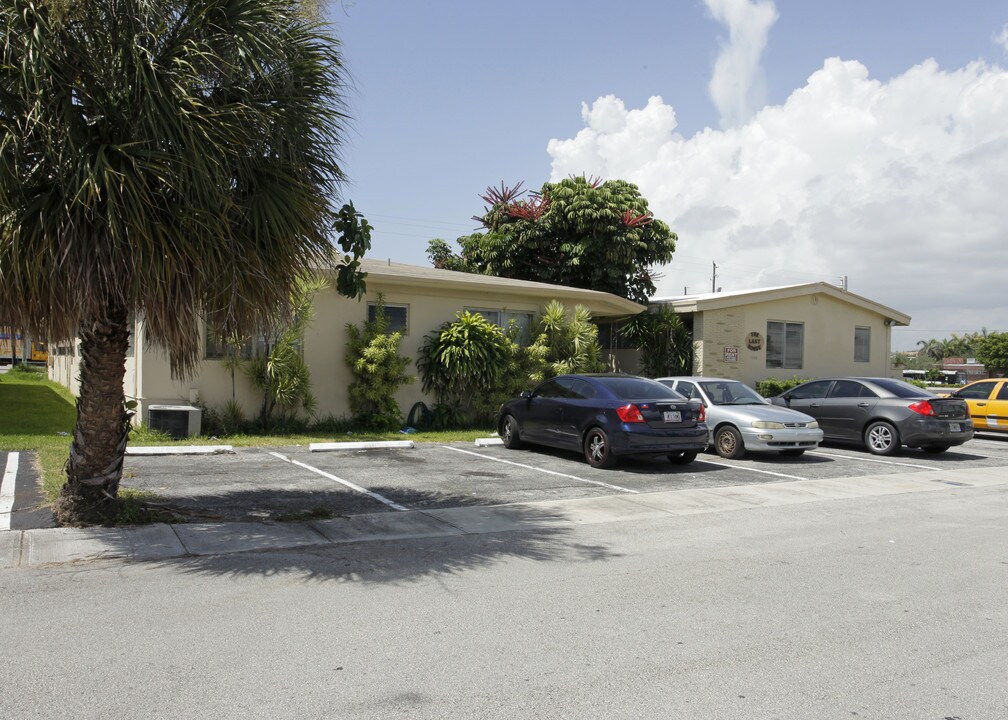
[[693, 458, 808, 481], [1, 452, 18, 531], [267, 452, 408, 511], [808, 450, 936, 470], [442, 446, 639, 494]]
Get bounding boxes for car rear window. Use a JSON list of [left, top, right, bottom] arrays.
[[594, 376, 686, 400], [869, 378, 936, 398]]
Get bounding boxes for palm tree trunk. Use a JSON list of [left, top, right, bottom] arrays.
[[58, 299, 131, 523]]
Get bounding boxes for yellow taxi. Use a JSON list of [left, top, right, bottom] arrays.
[[950, 379, 1008, 432]]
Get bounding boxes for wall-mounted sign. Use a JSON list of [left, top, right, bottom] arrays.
[[724, 346, 739, 363], [746, 332, 763, 351]]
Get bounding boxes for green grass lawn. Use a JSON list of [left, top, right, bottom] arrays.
[[0, 370, 77, 500], [0, 369, 496, 504]]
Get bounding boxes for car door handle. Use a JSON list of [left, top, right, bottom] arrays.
[[809, 403, 820, 408], [977, 402, 987, 406], [857, 402, 870, 408]]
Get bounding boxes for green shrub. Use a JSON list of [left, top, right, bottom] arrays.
[[417, 311, 517, 427], [345, 299, 414, 431], [755, 376, 812, 398], [527, 300, 605, 380]]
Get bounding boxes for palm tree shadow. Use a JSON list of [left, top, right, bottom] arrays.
[[124, 486, 621, 584]]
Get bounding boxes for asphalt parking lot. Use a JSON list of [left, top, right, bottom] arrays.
[[119, 432, 1008, 523]]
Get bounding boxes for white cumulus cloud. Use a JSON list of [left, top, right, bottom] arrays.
[[547, 58, 1008, 346], [705, 0, 778, 128]]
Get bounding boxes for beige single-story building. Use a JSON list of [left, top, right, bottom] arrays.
[[48, 265, 912, 433], [49, 260, 645, 428], [648, 282, 911, 386]]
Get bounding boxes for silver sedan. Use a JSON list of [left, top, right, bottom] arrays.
[[657, 376, 823, 458]]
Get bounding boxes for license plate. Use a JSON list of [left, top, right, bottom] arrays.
[[949, 423, 961, 432], [663, 411, 682, 423]]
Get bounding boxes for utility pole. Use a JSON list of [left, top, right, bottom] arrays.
[[711, 262, 718, 293]]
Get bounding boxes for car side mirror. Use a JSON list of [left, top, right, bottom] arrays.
[[520, 390, 532, 399], [782, 393, 791, 404]]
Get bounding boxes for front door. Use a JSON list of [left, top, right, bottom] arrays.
[[956, 380, 1000, 431]]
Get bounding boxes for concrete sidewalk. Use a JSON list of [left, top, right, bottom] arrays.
[[3, 464, 1007, 568]]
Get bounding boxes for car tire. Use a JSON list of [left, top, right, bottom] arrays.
[[500, 414, 523, 449], [668, 450, 698, 465], [922, 445, 949, 454], [714, 426, 745, 459], [779, 449, 805, 457], [584, 428, 618, 469], [864, 421, 900, 455]]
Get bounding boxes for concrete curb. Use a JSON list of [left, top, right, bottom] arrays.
[[309, 440, 415, 452], [474, 438, 503, 447], [126, 445, 234, 456], [7, 463, 1007, 568]]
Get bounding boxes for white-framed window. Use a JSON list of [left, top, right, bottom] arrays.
[[854, 326, 871, 362], [766, 321, 804, 369], [466, 308, 534, 343], [368, 302, 409, 334]]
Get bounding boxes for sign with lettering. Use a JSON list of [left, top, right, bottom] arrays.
[[746, 332, 763, 351], [724, 346, 739, 363]]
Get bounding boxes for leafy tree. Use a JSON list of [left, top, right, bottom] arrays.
[[344, 297, 414, 431], [427, 177, 676, 304], [976, 332, 1008, 375], [0, 0, 366, 522], [527, 301, 606, 381], [619, 306, 694, 378]]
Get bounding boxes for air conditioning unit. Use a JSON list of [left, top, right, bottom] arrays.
[[147, 404, 202, 439]]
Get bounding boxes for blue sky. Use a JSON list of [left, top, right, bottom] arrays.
[[332, 1, 1008, 350]]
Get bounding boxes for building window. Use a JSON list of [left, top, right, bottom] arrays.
[[766, 321, 804, 369], [854, 326, 870, 362], [593, 320, 639, 350], [368, 303, 408, 334], [466, 308, 534, 343]]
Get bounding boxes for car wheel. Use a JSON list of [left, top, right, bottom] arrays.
[[922, 445, 949, 454], [779, 449, 805, 457], [864, 421, 900, 455], [714, 426, 745, 459], [668, 450, 698, 465], [500, 414, 523, 449], [584, 428, 618, 469]]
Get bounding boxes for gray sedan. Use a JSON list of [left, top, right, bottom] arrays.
[[658, 377, 823, 458], [769, 377, 974, 455]]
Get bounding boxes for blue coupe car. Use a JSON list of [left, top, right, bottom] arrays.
[[497, 374, 708, 469]]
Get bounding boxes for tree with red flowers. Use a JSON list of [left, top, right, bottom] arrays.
[[427, 176, 676, 304]]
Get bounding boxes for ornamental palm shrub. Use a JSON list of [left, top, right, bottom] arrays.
[[344, 299, 414, 431], [528, 301, 605, 381], [243, 277, 325, 430], [620, 306, 694, 378], [417, 311, 517, 427]]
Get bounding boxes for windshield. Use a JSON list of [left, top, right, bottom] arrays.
[[699, 380, 766, 406]]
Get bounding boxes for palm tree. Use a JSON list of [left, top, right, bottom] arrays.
[[915, 338, 945, 364], [0, 0, 365, 523]]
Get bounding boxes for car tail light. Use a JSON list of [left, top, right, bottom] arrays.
[[697, 404, 706, 423], [908, 400, 936, 416], [616, 404, 645, 423]]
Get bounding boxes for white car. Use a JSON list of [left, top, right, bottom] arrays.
[[657, 377, 823, 458]]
